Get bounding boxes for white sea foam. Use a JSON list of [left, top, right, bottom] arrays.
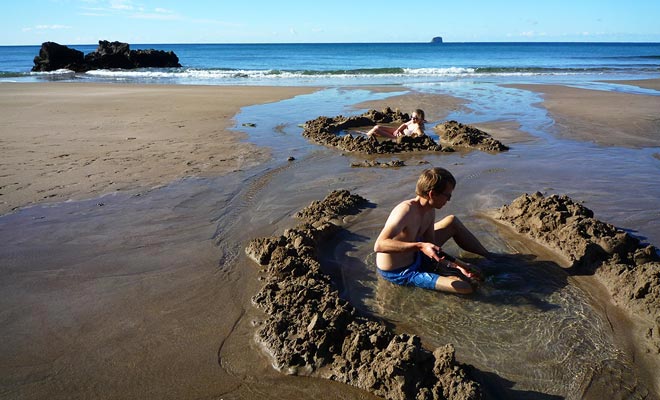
[[83, 67, 492, 80], [404, 67, 476, 75], [29, 68, 76, 75], [18, 66, 603, 87]]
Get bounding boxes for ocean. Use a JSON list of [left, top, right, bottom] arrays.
[[1, 42, 659, 85]]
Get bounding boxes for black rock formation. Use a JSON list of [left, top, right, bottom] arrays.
[[32, 40, 181, 72]]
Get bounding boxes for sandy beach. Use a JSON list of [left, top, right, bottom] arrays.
[[0, 83, 316, 215], [1, 80, 660, 399], [508, 82, 660, 148]]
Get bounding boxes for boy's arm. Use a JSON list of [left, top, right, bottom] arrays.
[[393, 122, 410, 137], [374, 204, 441, 261], [437, 251, 484, 281]]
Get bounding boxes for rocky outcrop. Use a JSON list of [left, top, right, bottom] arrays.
[[31, 41, 86, 72], [303, 108, 449, 154], [431, 37, 444, 44], [32, 40, 181, 72], [496, 192, 660, 354], [246, 190, 481, 400], [434, 121, 509, 152]]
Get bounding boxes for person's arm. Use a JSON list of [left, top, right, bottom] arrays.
[[438, 251, 484, 281], [374, 204, 441, 261], [393, 121, 413, 137]]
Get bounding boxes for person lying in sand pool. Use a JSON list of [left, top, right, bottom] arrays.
[[367, 109, 426, 139], [374, 167, 492, 294]]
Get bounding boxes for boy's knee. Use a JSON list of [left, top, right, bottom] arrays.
[[437, 214, 457, 230]]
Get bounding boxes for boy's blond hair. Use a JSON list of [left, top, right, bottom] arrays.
[[415, 167, 456, 199]]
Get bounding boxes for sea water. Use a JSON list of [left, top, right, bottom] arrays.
[[1, 42, 659, 85]]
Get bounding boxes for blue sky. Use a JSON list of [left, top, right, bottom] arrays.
[[3, 0, 660, 45]]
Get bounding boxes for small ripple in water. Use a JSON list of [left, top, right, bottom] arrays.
[[333, 246, 641, 398]]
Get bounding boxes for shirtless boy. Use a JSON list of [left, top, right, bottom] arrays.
[[374, 167, 491, 294]]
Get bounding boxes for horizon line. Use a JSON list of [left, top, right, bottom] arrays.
[[3, 40, 660, 47]]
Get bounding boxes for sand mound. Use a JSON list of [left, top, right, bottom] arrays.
[[246, 190, 480, 400], [434, 121, 509, 152], [302, 108, 447, 154], [496, 192, 660, 354]]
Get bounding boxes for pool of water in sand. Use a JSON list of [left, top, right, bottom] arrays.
[[231, 85, 660, 398]]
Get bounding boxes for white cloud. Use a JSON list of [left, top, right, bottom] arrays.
[[109, 0, 134, 10], [23, 24, 72, 32], [75, 1, 234, 28], [78, 1, 182, 20], [129, 11, 181, 20]]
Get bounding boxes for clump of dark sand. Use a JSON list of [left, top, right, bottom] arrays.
[[434, 121, 509, 152], [302, 108, 448, 154], [246, 189, 480, 400], [351, 159, 406, 168], [496, 192, 660, 354]]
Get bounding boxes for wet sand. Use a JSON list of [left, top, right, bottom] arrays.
[[2, 81, 660, 399], [354, 90, 468, 121], [2, 83, 376, 400], [508, 80, 660, 148], [605, 78, 660, 91]]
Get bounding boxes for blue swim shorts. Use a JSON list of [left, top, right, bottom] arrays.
[[377, 252, 439, 290]]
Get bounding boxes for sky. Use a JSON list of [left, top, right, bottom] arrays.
[[3, 0, 660, 45]]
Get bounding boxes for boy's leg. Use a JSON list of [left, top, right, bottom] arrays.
[[434, 215, 490, 258], [419, 256, 475, 294], [367, 125, 396, 138], [434, 275, 474, 294]]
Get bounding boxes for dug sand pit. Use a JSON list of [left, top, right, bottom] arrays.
[[246, 190, 480, 400]]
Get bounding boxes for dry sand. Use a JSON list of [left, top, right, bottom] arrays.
[[0, 83, 316, 215], [508, 80, 660, 148]]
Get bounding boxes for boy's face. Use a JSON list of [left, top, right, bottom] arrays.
[[429, 183, 454, 209]]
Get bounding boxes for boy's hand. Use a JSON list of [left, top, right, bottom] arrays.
[[420, 242, 441, 262], [456, 264, 484, 282]]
